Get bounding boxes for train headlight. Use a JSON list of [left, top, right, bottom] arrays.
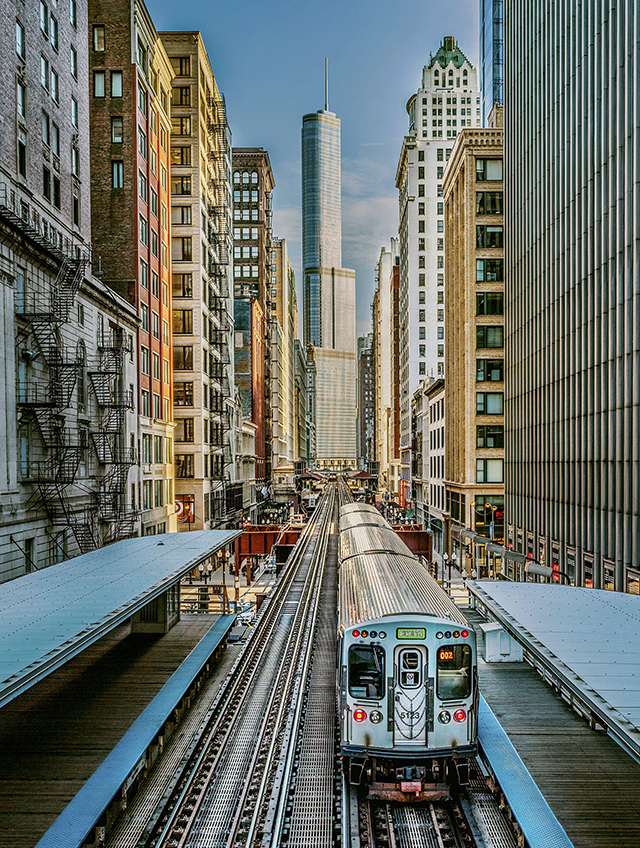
[[370, 710, 383, 724], [438, 710, 452, 724], [378, 630, 387, 639], [453, 709, 467, 723], [353, 708, 367, 723], [436, 631, 444, 639]]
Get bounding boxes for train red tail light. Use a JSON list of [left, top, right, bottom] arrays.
[[453, 709, 467, 723], [461, 630, 469, 639], [353, 708, 367, 723], [352, 629, 360, 638]]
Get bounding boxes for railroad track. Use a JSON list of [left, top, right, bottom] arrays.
[[136, 486, 336, 848], [345, 756, 519, 848]]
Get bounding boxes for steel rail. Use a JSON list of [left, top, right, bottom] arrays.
[[257, 485, 337, 847], [142, 488, 335, 848]]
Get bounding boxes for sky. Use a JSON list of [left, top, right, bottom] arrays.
[[151, 0, 480, 339]]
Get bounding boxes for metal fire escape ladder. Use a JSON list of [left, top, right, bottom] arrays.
[[89, 329, 137, 543], [16, 250, 99, 555]]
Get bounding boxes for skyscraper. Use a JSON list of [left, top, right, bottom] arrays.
[[396, 37, 479, 483], [479, 0, 503, 125], [504, 0, 640, 592], [301, 82, 356, 467]]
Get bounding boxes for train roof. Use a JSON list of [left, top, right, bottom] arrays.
[[339, 524, 413, 562], [339, 504, 388, 533], [339, 553, 468, 630]]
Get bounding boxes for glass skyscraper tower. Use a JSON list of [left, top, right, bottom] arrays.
[[479, 0, 503, 124], [301, 103, 356, 466]]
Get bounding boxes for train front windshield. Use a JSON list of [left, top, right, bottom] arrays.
[[437, 644, 472, 700], [348, 645, 385, 699]]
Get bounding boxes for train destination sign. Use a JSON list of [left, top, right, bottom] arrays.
[[396, 628, 426, 640]]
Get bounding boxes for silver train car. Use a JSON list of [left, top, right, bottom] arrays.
[[338, 504, 478, 800]]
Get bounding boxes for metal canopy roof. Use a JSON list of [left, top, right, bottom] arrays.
[[469, 581, 640, 759], [0, 530, 241, 709]]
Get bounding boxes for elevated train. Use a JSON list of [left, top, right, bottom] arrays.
[[337, 503, 478, 801]]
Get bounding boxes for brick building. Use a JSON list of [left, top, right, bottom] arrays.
[[88, 0, 176, 535], [232, 148, 274, 505]]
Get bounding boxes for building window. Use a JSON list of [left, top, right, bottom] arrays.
[[92, 24, 105, 51], [16, 20, 25, 58], [153, 393, 161, 418], [172, 273, 193, 297], [42, 165, 51, 200], [171, 146, 191, 166], [171, 175, 191, 196], [175, 454, 194, 478], [476, 326, 504, 348], [476, 259, 504, 282], [172, 236, 192, 261], [154, 479, 163, 507], [139, 215, 148, 246], [476, 392, 503, 415], [418, 309, 425, 322], [138, 127, 147, 157], [152, 311, 159, 339], [419, 327, 425, 340], [112, 160, 124, 188], [71, 97, 78, 127], [141, 389, 150, 417], [171, 116, 191, 136], [176, 418, 194, 442], [111, 71, 123, 97], [174, 382, 194, 406], [70, 46, 77, 78], [152, 351, 160, 379], [476, 292, 504, 315], [143, 479, 152, 509], [94, 71, 105, 97], [476, 425, 504, 448], [476, 158, 503, 181], [172, 309, 193, 335], [476, 458, 504, 483], [17, 81, 26, 119], [140, 345, 149, 375], [173, 345, 193, 370], [476, 191, 503, 215], [476, 359, 504, 381], [41, 55, 49, 89], [141, 303, 149, 331], [476, 225, 503, 248], [111, 116, 123, 143], [419, 362, 426, 375]]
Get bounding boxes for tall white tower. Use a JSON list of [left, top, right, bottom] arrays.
[[395, 37, 480, 481]]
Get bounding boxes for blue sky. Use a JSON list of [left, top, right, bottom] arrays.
[[152, 0, 479, 338]]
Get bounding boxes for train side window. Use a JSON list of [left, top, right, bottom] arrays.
[[348, 645, 385, 699], [437, 645, 471, 700]]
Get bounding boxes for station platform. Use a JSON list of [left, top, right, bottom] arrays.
[[0, 613, 237, 848], [0, 530, 240, 708], [462, 583, 640, 848]]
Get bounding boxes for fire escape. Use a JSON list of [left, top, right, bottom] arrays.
[[89, 328, 137, 543], [206, 93, 237, 522], [4, 181, 97, 553]]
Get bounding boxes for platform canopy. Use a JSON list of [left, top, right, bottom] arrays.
[[0, 530, 241, 709], [468, 581, 640, 759]]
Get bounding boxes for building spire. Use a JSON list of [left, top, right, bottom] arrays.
[[325, 57, 329, 111]]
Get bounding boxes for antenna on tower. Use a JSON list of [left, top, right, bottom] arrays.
[[325, 57, 329, 111]]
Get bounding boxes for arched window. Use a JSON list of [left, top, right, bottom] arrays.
[[233, 171, 240, 184], [242, 171, 249, 184], [251, 171, 258, 184]]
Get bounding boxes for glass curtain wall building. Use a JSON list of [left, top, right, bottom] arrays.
[[301, 107, 356, 466], [504, 0, 640, 592], [479, 0, 503, 125]]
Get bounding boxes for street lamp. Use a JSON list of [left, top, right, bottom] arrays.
[[443, 552, 449, 589], [451, 551, 458, 582]]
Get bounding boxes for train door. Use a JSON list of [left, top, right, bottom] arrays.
[[392, 645, 431, 746]]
